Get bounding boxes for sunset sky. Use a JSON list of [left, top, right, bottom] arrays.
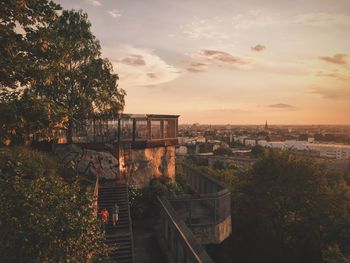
[[57, 0, 350, 124]]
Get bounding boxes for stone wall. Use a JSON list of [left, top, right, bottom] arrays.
[[54, 144, 176, 187], [120, 145, 176, 187], [54, 144, 118, 180]]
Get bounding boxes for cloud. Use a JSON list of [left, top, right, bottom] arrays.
[[230, 11, 350, 31], [104, 46, 181, 88], [319, 54, 348, 65], [201, 50, 245, 65], [268, 103, 298, 110], [119, 54, 146, 66], [293, 13, 350, 27], [86, 0, 102, 6], [182, 19, 228, 40], [186, 49, 247, 73], [251, 44, 266, 52], [315, 71, 349, 81], [146, 73, 157, 79], [186, 62, 208, 73], [107, 9, 122, 18], [309, 87, 350, 99], [232, 13, 283, 30]]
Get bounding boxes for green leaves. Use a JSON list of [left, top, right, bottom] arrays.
[[232, 151, 350, 262], [0, 147, 108, 262], [1, 5, 126, 145], [28, 9, 125, 142]]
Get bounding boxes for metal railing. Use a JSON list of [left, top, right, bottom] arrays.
[[158, 197, 214, 263], [56, 114, 179, 144]]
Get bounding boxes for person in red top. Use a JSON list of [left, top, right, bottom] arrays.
[[100, 208, 109, 228]]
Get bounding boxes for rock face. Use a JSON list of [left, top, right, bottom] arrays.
[[54, 144, 119, 180], [54, 144, 176, 186], [120, 145, 176, 186]]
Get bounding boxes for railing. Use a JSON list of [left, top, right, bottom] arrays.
[[126, 184, 136, 263], [158, 196, 214, 263], [173, 162, 231, 225], [93, 175, 99, 217], [57, 114, 179, 144]]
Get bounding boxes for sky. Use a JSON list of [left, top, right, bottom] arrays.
[[56, 0, 350, 125]]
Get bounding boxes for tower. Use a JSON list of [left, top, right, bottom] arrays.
[[264, 120, 268, 130]]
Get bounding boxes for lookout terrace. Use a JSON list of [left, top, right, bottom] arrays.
[[53, 113, 231, 262], [55, 114, 179, 186]]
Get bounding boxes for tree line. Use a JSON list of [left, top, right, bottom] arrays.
[[190, 151, 350, 263]]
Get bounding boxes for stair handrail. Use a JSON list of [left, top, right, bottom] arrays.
[[93, 175, 99, 217], [125, 183, 136, 263]]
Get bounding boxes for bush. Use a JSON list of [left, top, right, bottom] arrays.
[[0, 147, 108, 262], [129, 178, 184, 219]]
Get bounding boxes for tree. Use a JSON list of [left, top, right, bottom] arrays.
[[0, 90, 56, 145], [212, 159, 225, 170], [0, 0, 60, 89], [250, 144, 266, 158], [230, 151, 350, 263], [213, 146, 232, 156], [0, 147, 108, 262], [28, 10, 125, 142]]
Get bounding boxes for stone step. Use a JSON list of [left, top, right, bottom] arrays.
[[98, 183, 134, 263]]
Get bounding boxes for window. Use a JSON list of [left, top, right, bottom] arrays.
[[151, 120, 161, 139], [120, 118, 133, 140], [135, 119, 148, 140], [164, 119, 176, 138]]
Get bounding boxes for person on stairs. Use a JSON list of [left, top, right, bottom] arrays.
[[112, 203, 119, 227], [101, 208, 109, 231]]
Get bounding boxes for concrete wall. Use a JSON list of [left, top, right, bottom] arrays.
[[191, 216, 232, 245]]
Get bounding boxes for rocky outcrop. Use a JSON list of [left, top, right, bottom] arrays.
[[54, 144, 176, 186]]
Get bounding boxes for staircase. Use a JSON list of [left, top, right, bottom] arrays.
[[98, 183, 134, 263]]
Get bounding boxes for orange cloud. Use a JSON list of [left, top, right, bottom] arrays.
[[201, 49, 246, 65], [315, 71, 349, 81], [119, 54, 146, 66], [186, 62, 208, 73], [251, 44, 266, 52], [310, 87, 350, 99], [268, 103, 298, 110], [319, 54, 348, 65]]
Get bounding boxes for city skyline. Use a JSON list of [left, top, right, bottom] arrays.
[[57, 0, 350, 125]]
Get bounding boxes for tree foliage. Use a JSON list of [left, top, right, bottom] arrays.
[[1, 4, 126, 144], [227, 151, 350, 263], [0, 147, 108, 262], [28, 9, 125, 142], [213, 146, 232, 156], [0, 0, 60, 88], [250, 144, 266, 158]]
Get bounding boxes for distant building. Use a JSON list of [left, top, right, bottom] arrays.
[[244, 138, 257, 147], [176, 145, 188, 155], [306, 143, 350, 160]]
